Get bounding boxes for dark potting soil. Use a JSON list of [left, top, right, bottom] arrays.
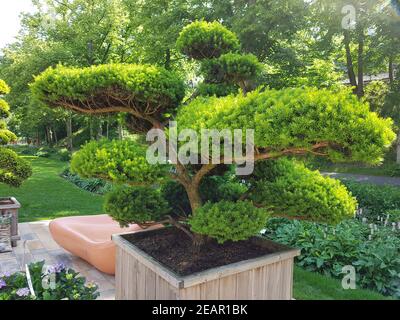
[[121, 227, 278, 276]]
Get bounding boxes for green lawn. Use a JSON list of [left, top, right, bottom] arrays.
[[0, 156, 104, 222], [293, 267, 391, 300]]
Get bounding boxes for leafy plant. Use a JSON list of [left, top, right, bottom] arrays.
[[176, 21, 240, 60], [343, 180, 400, 218], [104, 186, 171, 227], [60, 167, 112, 195], [247, 158, 357, 224], [265, 218, 400, 298], [190, 200, 271, 244], [0, 261, 99, 300]]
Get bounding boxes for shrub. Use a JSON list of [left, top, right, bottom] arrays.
[[265, 218, 400, 297], [31, 64, 185, 119], [218, 53, 262, 84], [0, 100, 10, 118], [177, 21, 240, 60], [177, 87, 395, 164], [104, 186, 171, 227], [189, 201, 270, 244], [0, 79, 10, 95], [57, 148, 71, 162], [18, 146, 39, 156], [61, 167, 112, 195], [71, 139, 168, 186], [0, 129, 17, 145], [343, 181, 400, 218], [0, 148, 32, 187], [197, 82, 238, 97], [0, 261, 99, 300], [248, 159, 357, 224], [382, 163, 400, 177]]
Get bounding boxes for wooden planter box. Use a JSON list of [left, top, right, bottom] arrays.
[[112, 230, 300, 300], [0, 197, 21, 247]]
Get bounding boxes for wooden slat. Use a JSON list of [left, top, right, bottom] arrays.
[[236, 270, 253, 300], [136, 261, 146, 299], [218, 274, 237, 299], [200, 280, 220, 300], [145, 265, 156, 300]]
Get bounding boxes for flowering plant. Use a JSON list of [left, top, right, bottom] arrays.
[[0, 261, 99, 300]]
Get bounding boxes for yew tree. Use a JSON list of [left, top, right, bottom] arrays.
[[0, 79, 32, 187], [31, 22, 395, 246]]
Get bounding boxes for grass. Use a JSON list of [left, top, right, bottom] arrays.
[[293, 267, 391, 300], [0, 156, 104, 222]]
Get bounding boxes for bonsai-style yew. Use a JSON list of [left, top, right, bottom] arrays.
[[0, 79, 32, 187], [31, 22, 396, 246]]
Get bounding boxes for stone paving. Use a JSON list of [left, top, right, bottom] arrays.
[[0, 220, 115, 300], [323, 172, 400, 187]]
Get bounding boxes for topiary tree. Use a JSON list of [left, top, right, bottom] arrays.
[[0, 80, 32, 187], [31, 22, 396, 247]]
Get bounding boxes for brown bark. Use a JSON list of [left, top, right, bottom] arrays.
[[66, 113, 73, 151], [357, 29, 365, 98], [343, 30, 358, 92]]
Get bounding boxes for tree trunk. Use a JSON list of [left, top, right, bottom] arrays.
[[97, 119, 103, 140], [357, 29, 364, 98], [106, 116, 110, 139], [343, 30, 358, 92], [165, 49, 171, 70], [389, 56, 394, 85], [66, 114, 73, 151], [53, 127, 58, 144], [89, 117, 94, 140], [185, 183, 202, 213], [118, 123, 123, 140]]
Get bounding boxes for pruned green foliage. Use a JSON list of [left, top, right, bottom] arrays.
[[104, 185, 171, 227], [70, 139, 169, 185], [177, 21, 240, 60], [189, 200, 271, 244], [30, 64, 185, 119], [248, 158, 357, 224], [217, 53, 263, 85], [0, 148, 32, 187], [177, 87, 396, 164], [0, 100, 11, 118], [197, 82, 238, 97], [0, 130, 17, 145], [0, 80, 10, 95]]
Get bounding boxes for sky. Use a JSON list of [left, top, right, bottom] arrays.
[[0, 0, 36, 49]]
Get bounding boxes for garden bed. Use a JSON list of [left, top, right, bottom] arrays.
[[122, 227, 280, 276], [113, 228, 300, 300]]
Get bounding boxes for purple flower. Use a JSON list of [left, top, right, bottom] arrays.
[[46, 263, 66, 274], [0, 279, 6, 289], [54, 263, 66, 273], [16, 287, 30, 297], [0, 271, 11, 278]]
